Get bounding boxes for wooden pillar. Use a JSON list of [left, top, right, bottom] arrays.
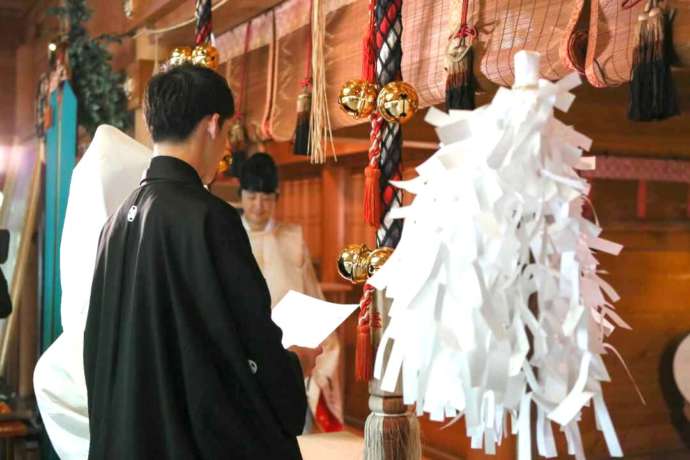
[[321, 166, 347, 285]]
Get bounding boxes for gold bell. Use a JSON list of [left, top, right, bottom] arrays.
[[366, 247, 393, 278], [168, 47, 193, 67], [377, 81, 419, 124], [191, 43, 220, 70], [337, 244, 393, 284], [337, 79, 379, 120]]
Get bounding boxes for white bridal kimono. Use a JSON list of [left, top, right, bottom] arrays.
[[33, 125, 151, 459], [243, 218, 344, 432]]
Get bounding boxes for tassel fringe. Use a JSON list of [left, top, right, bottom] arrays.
[[445, 39, 475, 110], [293, 87, 312, 156], [364, 411, 421, 460], [629, 3, 678, 121]]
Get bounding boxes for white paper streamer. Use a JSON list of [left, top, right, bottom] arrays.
[[369, 51, 628, 459]]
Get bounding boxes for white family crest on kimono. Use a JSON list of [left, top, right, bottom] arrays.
[[33, 125, 151, 460], [368, 51, 629, 459]]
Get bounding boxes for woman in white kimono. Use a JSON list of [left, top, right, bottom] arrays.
[[239, 153, 344, 432]]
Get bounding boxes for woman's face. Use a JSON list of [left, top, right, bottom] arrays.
[[241, 190, 277, 230]]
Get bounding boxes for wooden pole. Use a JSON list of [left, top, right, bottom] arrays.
[[0, 141, 43, 375]]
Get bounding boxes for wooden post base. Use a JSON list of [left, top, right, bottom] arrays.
[[364, 290, 421, 460], [364, 394, 421, 460]]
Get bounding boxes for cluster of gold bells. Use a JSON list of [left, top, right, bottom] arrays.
[[167, 44, 220, 71], [337, 244, 393, 284], [337, 79, 419, 124]]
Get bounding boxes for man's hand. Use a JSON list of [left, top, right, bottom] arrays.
[[288, 345, 323, 378]]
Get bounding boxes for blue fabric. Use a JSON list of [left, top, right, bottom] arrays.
[[42, 82, 77, 353]]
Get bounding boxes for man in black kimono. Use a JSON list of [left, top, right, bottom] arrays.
[[84, 64, 318, 460]]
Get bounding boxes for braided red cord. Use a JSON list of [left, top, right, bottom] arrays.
[[454, 0, 477, 39], [355, 283, 381, 382], [194, 0, 212, 45], [364, 113, 383, 227]]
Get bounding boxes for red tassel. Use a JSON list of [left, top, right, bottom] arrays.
[[355, 284, 378, 382], [364, 165, 382, 227], [355, 321, 373, 382], [364, 113, 383, 228]]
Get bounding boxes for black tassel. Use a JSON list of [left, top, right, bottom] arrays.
[[629, 3, 678, 121], [293, 87, 312, 156], [445, 38, 475, 110]]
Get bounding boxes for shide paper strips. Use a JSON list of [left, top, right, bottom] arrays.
[[369, 51, 628, 459]]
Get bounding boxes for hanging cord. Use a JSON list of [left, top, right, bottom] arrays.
[[261, 9, 278, 140], [445, 0, 477, 110], [375, 0, 404, 248], [303, 0, 314, 90], [194, 0, 213, 45], [132, 0, 230, 39], [292, 0, 314, 156], [363, 0, 382, 226], [308, 0, 335, 163], [362, 0, 377, 84], [355, 283, 381, 381], [455, 0, 476, 39]]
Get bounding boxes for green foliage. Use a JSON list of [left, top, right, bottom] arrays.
[[50, 0, 131, 135]]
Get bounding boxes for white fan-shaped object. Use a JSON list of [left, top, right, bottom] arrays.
[[369, 51, 627, 459]]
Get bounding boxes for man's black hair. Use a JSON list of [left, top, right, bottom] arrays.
[[239, 153, 278, 194], [144, 64, 234, 143]]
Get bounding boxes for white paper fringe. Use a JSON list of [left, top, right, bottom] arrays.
[[368, 51, 626, 459]]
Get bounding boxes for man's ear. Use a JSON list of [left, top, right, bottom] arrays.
[[206, 113, 221, 139]]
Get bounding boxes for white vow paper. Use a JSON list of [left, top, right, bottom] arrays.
[[271, 291, 358, 349]]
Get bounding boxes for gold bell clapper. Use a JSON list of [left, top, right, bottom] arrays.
[[376, 81, 419, 124], [337, 79, 379, 120]]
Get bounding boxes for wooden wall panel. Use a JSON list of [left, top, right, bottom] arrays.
[[274, 176, 323, 262]]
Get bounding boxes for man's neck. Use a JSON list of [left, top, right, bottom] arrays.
[[153, 143, 203, 178]]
